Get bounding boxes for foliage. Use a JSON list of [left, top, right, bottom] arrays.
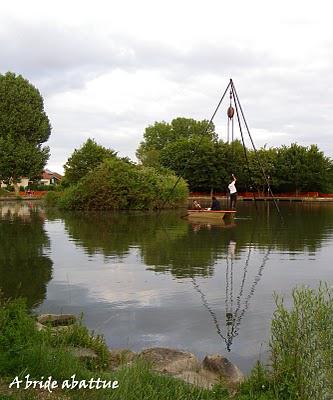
[[136, 117, 333, 193], [238, 362, 272, 399], [249, 147, 278, 194], [0, 72, 51, 193], [0, 210, 52, 308], [274, 144, 333, 193], [0, 298, 231, 400], [0, 297, 109, 380], [160, 138, 253, 192], [136, 117, 217, 166], [270, 284, 333, 400], [44, 191, 63, 207], [26, 184, 57, 191], [57, 158, 188, 210], [0, 298, 38, 375], [0, 188, 9, 197], [160, 137, 223, 192], [63, 138, 117, 185]]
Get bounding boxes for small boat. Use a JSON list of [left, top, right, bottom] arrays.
[[186, 210, 236, 222]]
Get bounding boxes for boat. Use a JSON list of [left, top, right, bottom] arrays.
[[186, 210, 236, 222]]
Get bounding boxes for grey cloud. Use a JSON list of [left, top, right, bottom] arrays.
[[0, 18, 278, 94], [1, 16, 332, 164]]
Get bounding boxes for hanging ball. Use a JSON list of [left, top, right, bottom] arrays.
[[227, 106, 234, 119]]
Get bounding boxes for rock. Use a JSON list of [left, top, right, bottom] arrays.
[[174, 369, 220, 389], [88, 344, 245, 392], [202, 354, 244, 385], [139, 347, 200, 375], [37, 314, 76, 327], [35, 321, 45, 331], [109, 349, 137, 370]]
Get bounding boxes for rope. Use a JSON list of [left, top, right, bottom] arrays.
[[191, 277, 228, 343]]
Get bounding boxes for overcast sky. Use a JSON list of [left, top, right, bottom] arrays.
[[1, 0, 332, 173]]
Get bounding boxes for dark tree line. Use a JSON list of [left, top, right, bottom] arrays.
[[136, 118, 333, 193]]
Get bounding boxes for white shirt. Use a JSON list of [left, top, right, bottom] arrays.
[[228, 180, 237, 194]]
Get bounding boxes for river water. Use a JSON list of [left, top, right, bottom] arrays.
[[1, 201, 333, 373]]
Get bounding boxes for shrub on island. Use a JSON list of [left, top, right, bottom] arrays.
[[47, 158, 188, 210]]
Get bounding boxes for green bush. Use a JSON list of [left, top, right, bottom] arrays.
[[238, 362, 272, 398], [27, 185, 56, 191], [0, 298, 38, 375], [0, 188, 10, 197], [0, 297, 110, 380], [56, 159, 188, 210], [270, 284, 333, 400], [44, 191, 63, 207]]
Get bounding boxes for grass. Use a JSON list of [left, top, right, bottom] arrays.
[[1, 285, 333, 399], [269, 284, 333, 400]]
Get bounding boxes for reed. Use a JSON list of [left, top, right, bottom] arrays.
[[270, 284, 333, 399]]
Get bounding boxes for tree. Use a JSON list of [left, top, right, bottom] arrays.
[[63, 138, 117, 185], [159, 137, 226, 192], [0, 72, 51, 194], [275, 144, 333, 193], [248, 146, 278, 194], [136, 117, 217, 165]]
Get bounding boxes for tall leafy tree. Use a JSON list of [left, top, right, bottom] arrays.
[[275, 143, 333, 193], [136, 117, 217, 165], [159, 137, 225, 192], [137, 118, 333, 193], [63, 138, 117, 184], [0, 72, 51, 194]]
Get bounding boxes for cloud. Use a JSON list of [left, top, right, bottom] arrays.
[[0, 0, 332, 173]]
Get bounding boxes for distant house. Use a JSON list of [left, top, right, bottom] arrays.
[[1, 177, 30, 188], [0, 169, 62, 188], [39, 169, 63, 186]]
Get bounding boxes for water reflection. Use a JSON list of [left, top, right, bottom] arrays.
[[59, 211, 222, 278], [53, 203, 333, 270], [191, 235, 270, 352], [2, 202, 333, 367], [49, 203, 333, 352], [0, 202, 53, 307]]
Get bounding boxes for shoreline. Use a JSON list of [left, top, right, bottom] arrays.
[[189, 195, 333, 203], [2, 195, 333, 203]]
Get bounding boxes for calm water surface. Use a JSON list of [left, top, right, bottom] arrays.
[[1, 201, 333, 373]]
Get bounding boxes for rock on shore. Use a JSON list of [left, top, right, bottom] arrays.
[[110, 347, 244, 389]]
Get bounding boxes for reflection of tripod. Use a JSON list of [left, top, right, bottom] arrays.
[[191, 239, 271, 352]]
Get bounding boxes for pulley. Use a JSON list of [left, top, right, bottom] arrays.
[[227, 89, 234, 143], [227, 88, 234, 119], [227, 106, 234, 119]]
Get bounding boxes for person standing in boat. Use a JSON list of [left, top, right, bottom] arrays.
[[228, 174, 237, 210], [211, 196, 221, 210]]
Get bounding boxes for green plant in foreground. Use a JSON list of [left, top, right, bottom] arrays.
[[270, 284, 333, 400], [0, 297, 108, 380], [2, 285, 333, 400]]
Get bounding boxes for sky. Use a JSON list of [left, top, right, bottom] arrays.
[[1, 0, 332, 173]]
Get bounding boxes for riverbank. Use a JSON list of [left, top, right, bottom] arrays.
[[0, 299, 245, 400], [189, 194, 333, 203], [1, 285, 332, 399]]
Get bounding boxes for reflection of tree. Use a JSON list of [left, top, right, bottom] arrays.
[[57, 203, 333, 280], [0, 205, 52, 308], [234, 203, 333, 253], [144, 226, 226, 278], [59, 211, 227, 278]]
